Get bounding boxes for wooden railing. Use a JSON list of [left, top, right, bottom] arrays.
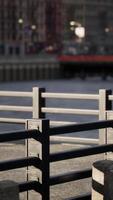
[[0, 87, 113, 145]]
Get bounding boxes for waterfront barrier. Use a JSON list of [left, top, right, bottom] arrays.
[[0, 57, 60, 81], [0, 119, 113, 199], [0, 129, 43, 199], [0, 87, 113, 146], [0, 87, 113, 199]]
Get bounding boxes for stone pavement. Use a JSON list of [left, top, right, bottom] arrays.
[[0, 141, 103, 200]]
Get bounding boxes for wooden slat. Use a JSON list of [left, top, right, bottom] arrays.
[[0, 91, 32, 97], [0, 118, 26, 124], [42, 92, 99, 100], [42, 107, 99, 115], [0, 105, 32, 112]]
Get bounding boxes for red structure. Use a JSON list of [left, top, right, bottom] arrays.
[[58, 55, 113, 63]]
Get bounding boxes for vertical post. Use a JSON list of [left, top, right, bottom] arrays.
[[32, 87, 46, 119], [26, 119, 50, 200], [106, 111, 113, 159], [39, 119, 50, 200], [99, 89, 112, 145], [92, 160, 113, 200], [0, 180, 19, 200]]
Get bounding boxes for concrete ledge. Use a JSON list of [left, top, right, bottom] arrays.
[[0, 180, 19, 200]]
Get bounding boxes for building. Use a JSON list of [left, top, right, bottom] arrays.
[[0, 0, 63, 56], [0, 0, 113, 56], [62, 0, 113, 54]]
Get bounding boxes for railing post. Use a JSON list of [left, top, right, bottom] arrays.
[[99, 89, 112, 145], [26, 119, 50, 200], [32, 87, 46, 118], [0, 180, 19, 200], [106, 110, 113, 159], [92, 160, 113, 200]]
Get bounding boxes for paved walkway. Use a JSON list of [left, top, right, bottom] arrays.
[[0, 141, 103, 200]]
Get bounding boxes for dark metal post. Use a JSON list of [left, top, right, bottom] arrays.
[[39, 119, 50, 200], [32, 87, 46, 119]]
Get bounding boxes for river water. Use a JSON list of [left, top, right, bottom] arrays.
[[0, 77, 113, 139]]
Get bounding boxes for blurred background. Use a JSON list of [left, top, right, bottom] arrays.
[[0, 0, 113, 80], [0, 0, 113, 56]]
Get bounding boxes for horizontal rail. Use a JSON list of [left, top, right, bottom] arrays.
[[0, 105, 32, 112], [42, 107, 99, 115], [50, 121, 77, 126], [50, 168, 91, 186], [50, 136, 99, 145], [0, 157, 42, 171], [0, 91, 32, 97], [0, 118, 26, 124], [49, 120, 113, 136], [19, 181, 42, 193], [50, 143, 113, 162], [109, 95, 113, 101], [67, 193, 91, 200], [42, 92, 99, 100], [0, 129, 41, 142]]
